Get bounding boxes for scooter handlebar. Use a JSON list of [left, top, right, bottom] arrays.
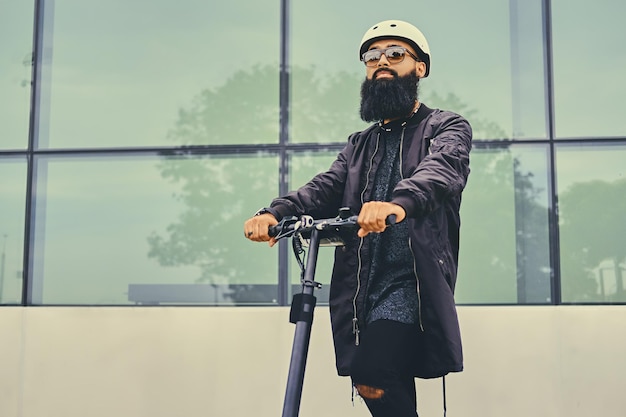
[[268, 212, 396, 239]]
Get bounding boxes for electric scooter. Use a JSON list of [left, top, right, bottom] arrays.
[[269, 208, 395, 417]]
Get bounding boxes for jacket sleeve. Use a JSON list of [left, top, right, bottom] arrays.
[[391, 111, 472, 218], [267, 135, 356, 220]]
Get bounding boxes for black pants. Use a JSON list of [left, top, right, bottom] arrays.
[[350, 319, 419, 417]]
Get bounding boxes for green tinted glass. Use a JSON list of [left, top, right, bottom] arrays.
[[287, 146, 554, 305], [0, 1, 34, 150], [0, 158, 27, 304], [557, 145, 626, 302], [290, 0, 547, 142], [456, 145, 551, 304], [552, 0, 626, 138], [30, 154, 279, 305], [38, 1, 279, 148]]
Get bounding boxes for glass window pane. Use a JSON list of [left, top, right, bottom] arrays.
[[557, 144, 626, 302], [286, 146, 554, 305], [456, 145, 552, 304], [290, 0, 546, 142], [38, 1, 279, 148], [0, 157, 27, 304], [552, 0, 626, 138], [30, 154, 279, 305], [288, 151, 340, 303], [0, 1, 34, 150]]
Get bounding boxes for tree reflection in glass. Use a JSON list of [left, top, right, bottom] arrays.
[[147, 64, 553, 305]]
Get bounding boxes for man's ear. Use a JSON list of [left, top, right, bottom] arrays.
[[415, 61, 427, 77]]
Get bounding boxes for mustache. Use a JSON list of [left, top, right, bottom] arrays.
[[373, 67, 399, 79]]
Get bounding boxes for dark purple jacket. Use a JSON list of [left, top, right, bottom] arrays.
[[269, 104, 472, 379]]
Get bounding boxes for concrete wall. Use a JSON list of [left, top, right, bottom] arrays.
[[0, 306, 624, 417]]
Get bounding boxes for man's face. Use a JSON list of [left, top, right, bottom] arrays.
[[359, 38, 425, 123], [364, 39, 427, 80]]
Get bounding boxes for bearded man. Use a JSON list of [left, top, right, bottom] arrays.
[[244, 20, 472, 417]]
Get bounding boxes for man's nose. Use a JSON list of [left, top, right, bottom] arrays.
[[377, 53, 390, 67]]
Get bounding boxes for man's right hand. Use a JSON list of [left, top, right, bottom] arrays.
[[243, 213, 279, 247]]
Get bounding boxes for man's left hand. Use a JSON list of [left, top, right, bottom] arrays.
[[357, 201, 406, 237]]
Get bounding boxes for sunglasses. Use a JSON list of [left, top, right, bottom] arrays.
[[361, 46, 421, 67]]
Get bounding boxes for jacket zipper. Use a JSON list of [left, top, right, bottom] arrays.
[[400, 127, 424, 331], [352, 132, 381, 346], [408, 239, 424, 331]]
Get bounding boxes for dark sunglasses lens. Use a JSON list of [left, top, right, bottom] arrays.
[[385, 47, 406, 63], [363, 50, 382, 65], [363, 47, 407, 66]]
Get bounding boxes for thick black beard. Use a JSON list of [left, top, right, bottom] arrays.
[[359, 69, 420, 123]]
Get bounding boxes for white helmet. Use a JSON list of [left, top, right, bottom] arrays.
[[359, 20, 431, 77]]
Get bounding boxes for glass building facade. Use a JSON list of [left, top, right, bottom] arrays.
[[1, 0, 624, 306]]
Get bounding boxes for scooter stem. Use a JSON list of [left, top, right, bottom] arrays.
[[281, 227, 321, 417]]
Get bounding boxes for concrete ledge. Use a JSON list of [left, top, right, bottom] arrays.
[[0, 305, 624, 417]]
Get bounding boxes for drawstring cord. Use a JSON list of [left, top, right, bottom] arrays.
[[442, 375, 447, 417]]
